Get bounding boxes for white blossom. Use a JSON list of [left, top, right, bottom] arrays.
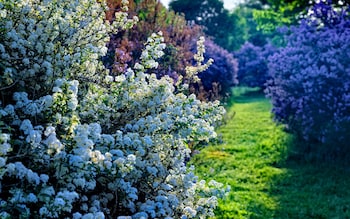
[[73, 212, 83, 219], [0, 0, 227, 217], [40, 174, 49, 184], [82, 213, 94, 219], [26, 193, 38, 203], [39, 207, 49, 216]]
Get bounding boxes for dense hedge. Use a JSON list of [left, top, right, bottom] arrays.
[[265, 1, 350, 147]]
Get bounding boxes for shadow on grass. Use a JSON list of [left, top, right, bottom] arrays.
[[224, 87, 264, 108], [269, 137, 350, 219]]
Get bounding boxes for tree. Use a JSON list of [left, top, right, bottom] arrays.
[[252, 0, 311, 33], [169, 0, 245, 51], [232, 2, 269, 47]]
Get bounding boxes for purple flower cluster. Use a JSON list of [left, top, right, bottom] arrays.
[[234, 42, 276, 88], [266, 1, 350, 146]]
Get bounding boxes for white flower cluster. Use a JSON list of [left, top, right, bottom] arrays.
[[135, 32, 166, 70], [0, 92, 52, 119], [0, 0, 136, 93], [0, 0, 228, 218], [184, 36, 214, 84], [0, 133, 11, 179], [303, 0, 348, 27]]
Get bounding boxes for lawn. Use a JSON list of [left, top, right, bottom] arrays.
[[190, 88, 350, 218]]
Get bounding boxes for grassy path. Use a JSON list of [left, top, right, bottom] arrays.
[[190, 90, 350, 218]]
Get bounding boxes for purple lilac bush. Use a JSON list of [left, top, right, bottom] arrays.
[[234, 42, 276, 88], [192, 39, 238, 99], [265, 0, 350, 147]]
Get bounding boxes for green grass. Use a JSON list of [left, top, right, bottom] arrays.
[[190, 88, 350, 218]]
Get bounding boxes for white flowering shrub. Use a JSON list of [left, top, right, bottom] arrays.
[[0, 0, 228, 218]]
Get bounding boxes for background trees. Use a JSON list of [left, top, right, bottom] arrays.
[[169, 0, 246, 51], [252, 0, 310, 33]]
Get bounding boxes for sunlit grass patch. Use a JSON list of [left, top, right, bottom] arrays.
[[190, 90, 289, 218]]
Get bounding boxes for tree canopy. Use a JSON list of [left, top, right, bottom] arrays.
[[169, 0, 246, 51], [252, 0, 311, 33]]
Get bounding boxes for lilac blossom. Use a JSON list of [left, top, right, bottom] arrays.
[[234, 42, 277, 88], [191, 39, 238, 99], [266, 0, 350, 147]]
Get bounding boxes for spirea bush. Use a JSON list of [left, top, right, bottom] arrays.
[[234, 42, 276, 88], [265, 0, 350, 147], [0, 0, 228, 218]]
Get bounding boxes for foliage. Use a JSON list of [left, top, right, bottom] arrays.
[[265, 1, 350, 148], [253, 0, 350, 33], [0, 0, 228, 218], [190, 39, 238, 101], [105, 0, 237, 101], [232, 4, 267, 47], [252, 0, 310, 33], [104, 0, 203, 79], [225, 12, 249, 51], [106, 0, 220, 100], [169, 0, 246, 51], [234, 42, 276, 88]]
